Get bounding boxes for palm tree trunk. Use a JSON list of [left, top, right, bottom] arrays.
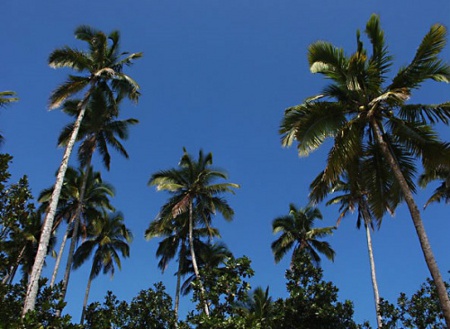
[[365, 223, 382, 328], [360, 199, 382, 328], [188, 201, 210, 316], [2, 245, 26, 285], [50, 225, 70, 287], [23, 89, 93, 316], [174, 242, 186, 323], [371, 119, 450, 329], [56, 160, 93, 318], [80, 264, 95, 324]]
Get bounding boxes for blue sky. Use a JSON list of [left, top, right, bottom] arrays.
[[2, 1, 450, 326]]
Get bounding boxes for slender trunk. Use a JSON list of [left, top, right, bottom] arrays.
[[371, 119, 450, 329], [188, 201, 209, 316], [56, 159, 93, 317], [365, 223, 382, 328], [23, 88, 93, 316], [360, 199, 382, 328], [174, 242, 186, 323], [2, 245, 26, 285], [50, 225, 70, 287], [80, 264, 95, 324]]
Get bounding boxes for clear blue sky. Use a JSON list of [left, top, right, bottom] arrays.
[[2, 1, 450, 326]]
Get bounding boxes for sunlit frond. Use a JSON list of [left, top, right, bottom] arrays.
[[0, 91, 18, 107], [308, 41, 347, 83]]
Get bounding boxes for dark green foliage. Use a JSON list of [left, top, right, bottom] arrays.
[[277, 254, 370, 329], [379, 277, 449, 328], [187, 254, 369, 328], [187, 256, 255, 328], [84, 283, 179, 329], [0, 154, 42, 284], [0, 280, 78, 329], [236, 286, 277, 329]]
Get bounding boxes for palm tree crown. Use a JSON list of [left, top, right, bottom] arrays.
[[57, 89, 138, 171], [281, 16, 450, 197], [38, 166, 115, 231], [271, 204, 335, 267], [48, 26, 141, 110], [149, 149, 239, 223], [73, 212, 132, 324], [38, 166, 115, 288]]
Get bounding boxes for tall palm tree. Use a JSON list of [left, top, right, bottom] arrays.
[[72, 212, 132, 324], [148, 148, 239, 316], [314, 172, 384, 328], [146, 210, 220, 321], [280, 14, 450, 326], [24, 26, 141, 314], [55, 91, 137, 302], [271, 204, 335, 267], [309, 141, 407, 329], [38, 166, 115, 289]]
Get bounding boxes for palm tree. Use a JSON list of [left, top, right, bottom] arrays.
[[280, 14, 450, 326], [148, 148, 239, 316], [419, 165, 450, 208], [309, 141, 407, 329], [54, 91, 137, 302], [271, 204, 335, 267], [146, 210, 220, 321], [38, 166, 115, 290], [24, 26, 141, 314], [314, 172, 384, 328], [146, 214, 189, 322], [72, 212, 132, 324]]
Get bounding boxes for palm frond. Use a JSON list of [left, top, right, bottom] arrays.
[[280, 102, 347, 156], [390, 23, 450, 90], [365, 14, 392, 87], [399, 103, 450, 125], [308, 41, 347, 83], [110, 73, 141, 103], [75, 25, 99, 42], [48, 47, 91, 71], [322, 119, 364, 183], [49, 76, 89, 109]]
